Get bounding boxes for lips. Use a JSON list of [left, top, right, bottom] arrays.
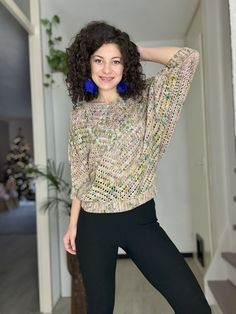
[[99, 76, 114, 81]]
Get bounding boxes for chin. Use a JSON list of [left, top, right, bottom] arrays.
[[99, 85, 117, 91], [96, 82, 117, 90]]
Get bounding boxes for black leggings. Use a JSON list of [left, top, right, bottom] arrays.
[[76, 198, 211, 314]]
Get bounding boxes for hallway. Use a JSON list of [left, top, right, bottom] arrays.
[[0, 200, 39, 314], [52, 256, 204, 314], [0, 234, 39, 314], [0, 205, 205, 314]]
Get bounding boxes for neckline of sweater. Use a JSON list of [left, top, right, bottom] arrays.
[[85, 96, 125, 107]]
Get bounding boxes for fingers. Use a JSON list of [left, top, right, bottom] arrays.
[[71, 238, 76, 252], [63, 233, 77, 255], [67, 247, 77, 255]]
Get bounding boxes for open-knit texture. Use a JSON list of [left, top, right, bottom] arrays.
[[68, 47, 200, 213]]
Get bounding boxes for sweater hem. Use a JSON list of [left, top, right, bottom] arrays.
[[81, 187, 157, 213]]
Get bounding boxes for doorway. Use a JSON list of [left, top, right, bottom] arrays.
[[0, 1, 39, 313], [0, 0, 53, 313]]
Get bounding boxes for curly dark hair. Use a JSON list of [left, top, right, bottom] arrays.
[[65, 21, 146, 104]]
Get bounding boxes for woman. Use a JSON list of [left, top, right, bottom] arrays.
[[64, 21, 211, 314]]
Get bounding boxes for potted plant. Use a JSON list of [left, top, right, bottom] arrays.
[[27, 159, 87, 314], [41, 15, 67, 86]]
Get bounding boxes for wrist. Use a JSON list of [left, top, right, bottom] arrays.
[[69, 221, 77, 229], [137, 46, 146, 61]]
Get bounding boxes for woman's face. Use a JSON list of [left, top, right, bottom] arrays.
[[90, 43, 124, 92]]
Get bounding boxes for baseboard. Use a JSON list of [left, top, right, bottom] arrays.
[[118, 252, 193, 258]]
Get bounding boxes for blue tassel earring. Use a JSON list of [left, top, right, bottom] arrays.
[[117, 80, 127, 93], [83, 79, 98, 94]]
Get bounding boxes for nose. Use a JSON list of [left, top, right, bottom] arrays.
[[102, 62, 111, 74]]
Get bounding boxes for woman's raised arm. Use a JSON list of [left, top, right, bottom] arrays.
[[138, 46, 182, 65]]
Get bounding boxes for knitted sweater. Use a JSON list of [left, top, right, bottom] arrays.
[[68, 47, 200, 213]]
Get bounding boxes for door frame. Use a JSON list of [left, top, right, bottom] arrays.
[[229, 0, 236, 140], [185, 1, 214, 270], [0, 0, 53, 312]]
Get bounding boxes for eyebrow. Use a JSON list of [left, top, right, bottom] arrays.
[[92, 55, 121, 59]]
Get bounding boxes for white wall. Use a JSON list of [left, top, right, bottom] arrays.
[[40, 0, 83, 303], [51, 73, 73, 298], [13, 0, 30, 18], [201, 0, 235, 252], [138, 39, 194, 252]]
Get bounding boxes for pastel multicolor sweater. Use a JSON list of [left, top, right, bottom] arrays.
[[68, 47, 200, 213]]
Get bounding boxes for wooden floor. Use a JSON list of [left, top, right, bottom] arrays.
[[53, 255, 206, 314], [0, 234, 39, 314], [0, 209, 210, 314], [0, 231, 207, 314]]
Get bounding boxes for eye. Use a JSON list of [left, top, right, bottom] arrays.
[[94, 59, 102, 64], [113, 60, 121, 65]]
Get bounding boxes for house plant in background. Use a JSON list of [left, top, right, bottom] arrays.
[[41, 15, 67, 86], [27, 159, 86, 314]]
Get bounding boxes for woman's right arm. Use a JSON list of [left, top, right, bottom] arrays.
[[63, 198, 81, 255], [64, 106, 90, 255], [139, 47, 200, 162]]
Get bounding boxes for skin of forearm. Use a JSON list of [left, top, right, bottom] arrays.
[[69, 198, 81, 227], [138, 46, 182, 65]]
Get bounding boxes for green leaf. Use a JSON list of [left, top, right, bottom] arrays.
[[55, 36, 62, 42], [48, 39, 54, 47], [52, 15, 60, 24], [41, 15, 68, 74], [46, 28, 52, 36], [30, 158, 72, 214], [41, 19, 49, 26]]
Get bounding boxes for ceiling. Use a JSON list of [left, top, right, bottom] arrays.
[[49, 0, 199, 42]]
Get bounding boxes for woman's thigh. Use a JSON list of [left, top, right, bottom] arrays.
[[122, 214, 211, 314], [76, 208, 118, 314]]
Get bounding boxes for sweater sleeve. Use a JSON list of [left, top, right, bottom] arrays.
[[144, 47, 200, 162], [68, 106, 91, 200]]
